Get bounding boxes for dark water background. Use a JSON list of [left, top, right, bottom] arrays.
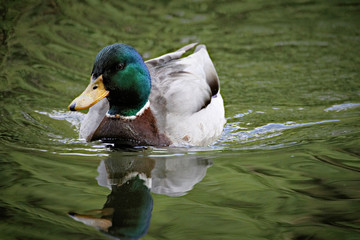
[[1, 0, 360, 239]]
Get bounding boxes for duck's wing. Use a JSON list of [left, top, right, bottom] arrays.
[[146, 43, 225, 146], [146, 43, 219, 112]]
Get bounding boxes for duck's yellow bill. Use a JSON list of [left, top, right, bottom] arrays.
[[68, 75, 109, 111]]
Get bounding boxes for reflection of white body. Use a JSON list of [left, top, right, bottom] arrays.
[[97, 156, 213, 197], [151, 157, 212, 196]]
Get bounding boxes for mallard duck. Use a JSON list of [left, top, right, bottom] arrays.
[[68, 43, 225, 146]]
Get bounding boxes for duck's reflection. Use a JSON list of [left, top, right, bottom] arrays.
[[69, 151, 212, 240]]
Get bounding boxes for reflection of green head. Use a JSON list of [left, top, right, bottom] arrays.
[[103, 175, 153, 240], [68, 156, 154, 240]]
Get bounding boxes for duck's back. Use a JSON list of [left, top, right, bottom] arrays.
[[146, 43, 226, 146]]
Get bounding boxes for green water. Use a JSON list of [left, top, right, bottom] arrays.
[[1, 0, 360, 239]]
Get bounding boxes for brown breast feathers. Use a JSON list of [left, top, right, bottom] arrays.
[[90, 108, 171, 146]]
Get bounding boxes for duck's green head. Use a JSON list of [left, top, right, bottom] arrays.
[[68, 43, 151, 117]]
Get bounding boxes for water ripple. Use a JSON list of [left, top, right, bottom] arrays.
[[324, 102, 360, 112], [219, 118, 339, 148], [35, 110, 84, 131]]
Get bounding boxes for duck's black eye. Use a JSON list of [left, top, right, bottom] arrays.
[[117, 63, 125, 71]]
